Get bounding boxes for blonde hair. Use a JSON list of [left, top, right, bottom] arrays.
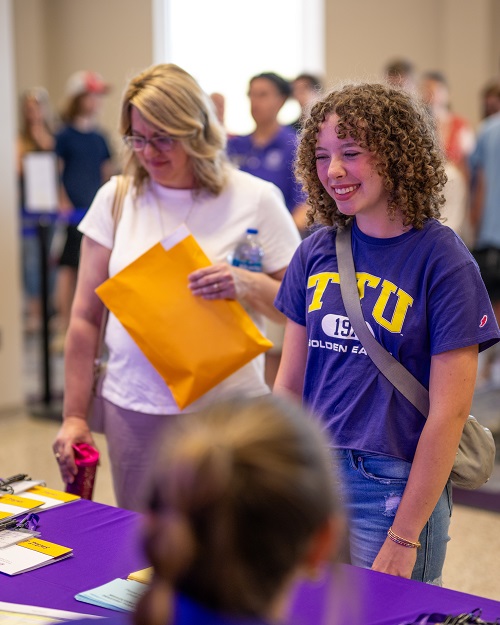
[[19, 87, 54, 150], [296, 82, 447, 229], [120, 63, 229, 195], [134, 395, 340, 625]]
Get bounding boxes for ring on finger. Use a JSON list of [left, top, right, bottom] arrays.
[[54, 452, 61, 460], [213, 282, 219, 291]]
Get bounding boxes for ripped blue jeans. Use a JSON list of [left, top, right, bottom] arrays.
[[333, 450, 452, 585]]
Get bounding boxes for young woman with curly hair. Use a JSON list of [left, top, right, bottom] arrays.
[[274, 82, 500, 584]]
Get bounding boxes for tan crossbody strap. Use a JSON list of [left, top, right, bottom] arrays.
[[335, 222, 430, 417], [94, 175, 130, 366], [110, 174, 129, 233]]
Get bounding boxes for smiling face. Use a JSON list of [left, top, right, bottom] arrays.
[[130, 106, 195, 189], [315, 113, 403, 237]]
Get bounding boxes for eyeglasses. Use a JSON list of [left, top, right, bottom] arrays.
[[123, 134, 176, 152]]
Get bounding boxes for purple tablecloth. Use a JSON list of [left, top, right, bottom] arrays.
[[291, 565, 500, 624], [1, 499, 499, 624], [0, 499, 147, 616]]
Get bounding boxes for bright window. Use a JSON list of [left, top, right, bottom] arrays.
[[153, 0, 324, 135]]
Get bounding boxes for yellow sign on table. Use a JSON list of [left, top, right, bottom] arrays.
[[17, 538, 71, 558], [0, 495, 44, 521], [20, 486, 80, 511], [0, 538, 73, 575], [127, 567, 153, 584]]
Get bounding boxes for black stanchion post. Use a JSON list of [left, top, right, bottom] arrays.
[[22, 151, 62, 420], [38, 216, 52, 405], [29, 214, 62, 421]]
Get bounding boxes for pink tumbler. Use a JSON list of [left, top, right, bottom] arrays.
[[65, 443, 99, 500]]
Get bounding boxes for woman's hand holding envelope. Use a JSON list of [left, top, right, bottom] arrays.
[[188, 262, 238, 300], [189, 262, 286, 324]]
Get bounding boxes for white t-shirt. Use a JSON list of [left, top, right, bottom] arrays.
[[78, 168, 301, 414], [442, 161, 470, 246]]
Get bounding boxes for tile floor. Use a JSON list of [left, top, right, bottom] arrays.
[[2, 333, 500, 602]]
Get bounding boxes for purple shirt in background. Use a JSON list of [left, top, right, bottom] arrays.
[[227, 126, 306, 212]]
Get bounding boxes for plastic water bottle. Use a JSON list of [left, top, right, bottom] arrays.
[[231, 228, 264, 272]]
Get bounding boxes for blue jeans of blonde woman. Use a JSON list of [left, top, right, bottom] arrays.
[[333, 450, 452, 585]]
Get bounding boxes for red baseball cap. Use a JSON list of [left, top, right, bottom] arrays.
[[65, 70, 110, 98]]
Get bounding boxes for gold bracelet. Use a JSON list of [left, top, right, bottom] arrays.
[[387, 526, 421, 549]]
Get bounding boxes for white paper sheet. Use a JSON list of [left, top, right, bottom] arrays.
[[0, 531, 38, 549], [0, 542, 72, 576], [22, 152, 58, 213], [0, 601, 101, 625], [11, 482, 46, 496], [75, 578, 148, 613]]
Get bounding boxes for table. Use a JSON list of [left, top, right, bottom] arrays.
[[0, 499, 147, 617], [1, 499, 500, 624], [293, 566, 500, 624]]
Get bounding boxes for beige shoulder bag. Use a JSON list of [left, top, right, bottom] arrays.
[[88, 175, 130, 433], [335, 222, 496, 491]]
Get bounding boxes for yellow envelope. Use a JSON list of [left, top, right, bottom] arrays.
[[96, 226, 273, 409]]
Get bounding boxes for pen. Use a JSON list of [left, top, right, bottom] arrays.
[[0, 474, 29, 487], [0, 519, 20, 532]]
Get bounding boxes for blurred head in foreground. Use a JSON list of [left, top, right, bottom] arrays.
[[135, 395, 343, 625]]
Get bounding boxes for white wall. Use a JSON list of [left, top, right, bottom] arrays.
[[13, 0, 154, 157], [0, 0, 24, 411], [325, 0, 500, 127], [13, 0, 500, 136]]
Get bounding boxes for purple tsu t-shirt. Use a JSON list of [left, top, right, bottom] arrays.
[[275, 218, 500, 462]]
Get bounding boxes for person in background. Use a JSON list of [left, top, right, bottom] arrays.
[[17, 87, 55, 160], [480, 79, 500, 119], [274, 82, 500, 584], [52, 70, 114, 351], [288, 73, 324, 238], [383, 58, 417, 92], [290, 73, 323, 133], [52, 63, 301, 511], [420, 71, 475, 182], [227, 72, 308, 388], [209, 92, 226, 126], [469, 102, 500, 389], [16, 87, 56, 333], [209, 92, 234, 139], [227, 72, 307, 229], [59, 395, 345, 625], [420, 71, 476, 244]]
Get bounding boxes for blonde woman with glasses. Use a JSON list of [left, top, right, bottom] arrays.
[[53, 64, 301, 510]]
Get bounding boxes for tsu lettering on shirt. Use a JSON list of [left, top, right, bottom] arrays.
[[275, 219, 500, 462]]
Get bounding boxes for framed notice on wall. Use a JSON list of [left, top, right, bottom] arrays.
[[23, 151, 58, 213]]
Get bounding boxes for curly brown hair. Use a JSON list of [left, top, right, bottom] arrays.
[[296, 82, 447, 229]]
